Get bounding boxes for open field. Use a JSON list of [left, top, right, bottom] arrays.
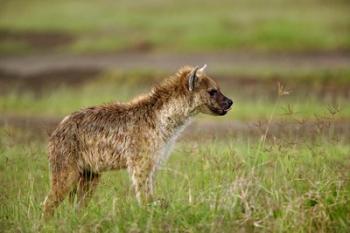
[[1, 55, 350, 232], [1, 66, 350, 121], [1, 0, 350, 54], [1, 63, 350, 232], [1, 0, 350, 232], [1, 126, 349, 232]]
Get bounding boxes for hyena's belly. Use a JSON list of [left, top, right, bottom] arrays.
[[79, 135, 129, 172]]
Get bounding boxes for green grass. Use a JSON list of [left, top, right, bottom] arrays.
[[0, 0, 349, 54], [1, 70, 349, 121], [0, 127, 349, 232], [1, 64, 349, 231]]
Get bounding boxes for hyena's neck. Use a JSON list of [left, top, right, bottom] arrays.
[[154, 95, 194, 141]]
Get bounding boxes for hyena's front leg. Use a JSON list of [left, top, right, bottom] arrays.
[[128, 156, 155, 204]]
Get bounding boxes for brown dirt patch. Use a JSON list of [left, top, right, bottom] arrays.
[[0, 29, 74, 49], [183, 119, 350, 142], [1, 51, 350, 74], [1, 51, 349, 98], [0, 67, 101, 95], [1, 115, 349, 142], [1, 67, 349, 99]]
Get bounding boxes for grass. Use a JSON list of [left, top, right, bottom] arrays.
[[2, 89, 349, 121], [0, 126, 349, 232], [0, 0, 349, 54], [1, 67, 349, 232], [1, 68, 349, 121]]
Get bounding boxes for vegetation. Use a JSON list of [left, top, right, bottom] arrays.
[[1, 68, 349, 231], [1, 0, 349, 232], [1, 68, 350, 121], [1, 126, 349, 232], [1, 0, 350, 54]]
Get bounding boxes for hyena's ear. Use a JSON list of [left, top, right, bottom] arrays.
[[188, 64, 207, 91], [188, 66, 199, 92], [198, 64, 207, 73]]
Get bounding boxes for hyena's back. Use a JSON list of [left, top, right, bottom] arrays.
[[48, 105, 134, 174]]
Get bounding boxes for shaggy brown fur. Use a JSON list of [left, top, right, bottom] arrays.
[[42, 65, 232, 218]]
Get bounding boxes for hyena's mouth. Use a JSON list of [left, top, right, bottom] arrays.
[[209, 106, 231, 116]]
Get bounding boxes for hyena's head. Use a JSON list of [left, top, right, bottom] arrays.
[[185, 65, 233, 116]]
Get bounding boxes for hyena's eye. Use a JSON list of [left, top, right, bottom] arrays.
[[208, 89, 218, 97]]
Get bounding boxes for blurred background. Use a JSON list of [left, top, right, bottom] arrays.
[[1, 1, 350, 232], [0, 0, 350, 138]]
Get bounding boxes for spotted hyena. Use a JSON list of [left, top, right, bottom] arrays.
[[42, 65, 233, 217]]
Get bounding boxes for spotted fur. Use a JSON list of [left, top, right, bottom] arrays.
[[42, 66, 232, 218]]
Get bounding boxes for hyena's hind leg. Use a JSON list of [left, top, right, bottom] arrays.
[[42, 165, 79, 219], [69, 170, 100, 209]]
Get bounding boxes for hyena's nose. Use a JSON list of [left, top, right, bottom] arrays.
[[224, 98, 233, 109]]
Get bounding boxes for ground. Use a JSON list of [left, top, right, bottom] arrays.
[[1, 125, 349, 232], [1, 0, 350, 55], [0, 0, 350, 232], [1, 58, 349, 232]]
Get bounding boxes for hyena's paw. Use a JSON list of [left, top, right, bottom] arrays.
[[148, 197, 169, 209]]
